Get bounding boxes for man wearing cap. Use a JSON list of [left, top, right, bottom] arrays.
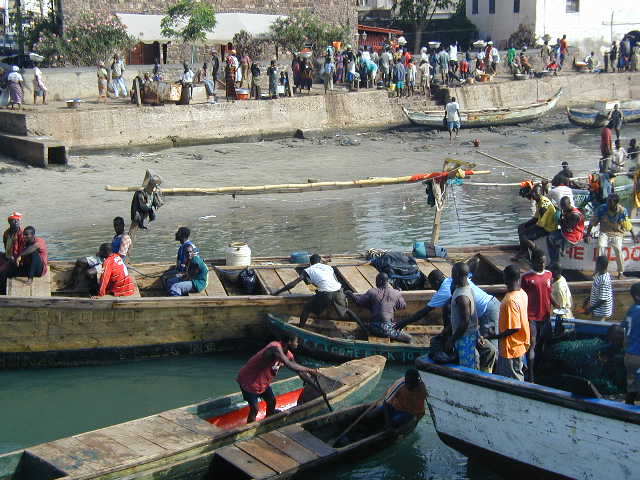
[[2, 212, 24, 267], [1, 225, 48, 291]]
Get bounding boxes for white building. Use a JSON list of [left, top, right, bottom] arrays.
[[466, 0, 640, 49]]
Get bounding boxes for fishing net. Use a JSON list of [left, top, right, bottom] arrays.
[[544, 334, 625, 395]]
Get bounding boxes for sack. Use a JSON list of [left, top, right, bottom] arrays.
[[239, 268, 258, 294], [622, 217, 633, 232], [371, 251, 425, 291]]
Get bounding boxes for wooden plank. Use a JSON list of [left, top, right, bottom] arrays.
[[276, 268, 310, 294], [357, 264, 379, 286], [158, 409, 224, 437], [255, 268, 286, 294], [72, 431, 139, 466], [415, 260, 435, 280], [101, 425, 168, 457], [259, 431, 319, 464], [280, 425, 336, 458], [126, 416, 208, 450], [236, 437, 299, 474], [29, 437, 110, 475], [429, 259, 453, 277], [368, 336, 390, 344], [204, 270, 227, 296], [215, 445, 277, 479], [7, 270, 51, 297], [336, 266, 371, 293], [26, 441, 98, 476]]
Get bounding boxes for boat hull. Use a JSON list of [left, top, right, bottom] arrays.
[[416, 351, 640, 479], [567, 100, 640, 128], [404, 89, 562, 129]]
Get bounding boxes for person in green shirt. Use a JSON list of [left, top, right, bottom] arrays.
[[167, 244, 209, 296], [507, 46, 517, 73]]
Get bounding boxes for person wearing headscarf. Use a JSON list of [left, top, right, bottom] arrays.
[[32, 66, 47, 105], [7, 66, 24, 109], [178, 62, 194, 105], [97, 61, 109, 102]]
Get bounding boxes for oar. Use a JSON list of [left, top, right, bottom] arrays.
[[329, 393, 386, 447], [477, 150, 550, 181], [301, 371, 333, 412]]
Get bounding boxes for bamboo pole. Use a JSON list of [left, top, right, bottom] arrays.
[[105, 171, 491, 196], [477, 151, 550, 181]]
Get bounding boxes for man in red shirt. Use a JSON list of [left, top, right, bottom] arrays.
[[521, 249, 552, 382], [1, 224, 47, 293], [95, 245, 136, 297], [236, 335, 318, 423]]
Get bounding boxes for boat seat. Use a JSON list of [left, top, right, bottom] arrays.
[[6, 270, 51, 297], [368, 336, 390, 344], [189, 270, 228, 296]]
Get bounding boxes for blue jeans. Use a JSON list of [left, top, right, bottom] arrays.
[[169, 279, 195, 296], [546, 230, 566, 265]]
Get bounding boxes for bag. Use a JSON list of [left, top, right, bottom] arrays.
[[622, 217, 633, 232], [239, 268, 258, 294], [429, 334, 458, 364], [370, 251, 425, 291]]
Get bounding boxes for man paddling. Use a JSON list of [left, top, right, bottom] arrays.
[[236, 335, 318, 423], [272, 254, 361, 327]]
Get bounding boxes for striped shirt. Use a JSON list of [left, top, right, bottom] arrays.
[[99, 254, 136, 297], [590, 273, 613, 318]]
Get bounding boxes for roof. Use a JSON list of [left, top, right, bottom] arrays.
[[116, 13, 285, 44], [357, 24, 404, 35]]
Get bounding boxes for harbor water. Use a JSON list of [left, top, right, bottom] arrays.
[[2, 119, 639, 478]]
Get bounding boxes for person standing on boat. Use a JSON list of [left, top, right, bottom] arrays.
[[345, 272, 412, 343], [445, 96, 460, 144], [550, 264, 573, 319], [621, 283, 640, 404], [236, 335, 318, 423], [585, 193, 635, 279], [487, 264, 530, 381], [446, 262, 480, 370], [601, 122, 614, 161], [521, 249, 552, 382], [612, 139, 627, 172], [609, 105, 624, 141], [272, 254, 359, 328], [583, 255, 613, 321]]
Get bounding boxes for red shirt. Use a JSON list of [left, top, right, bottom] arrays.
[[3, 227, 24, 258], [521, 270, 552, 322], [601, 127, 612, 157], [99, 254, 135, 297], [236, 341, 294, 394], [561, 207, 585, 244]]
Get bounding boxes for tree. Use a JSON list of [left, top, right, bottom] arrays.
[[508, 24, 536, 49], [232, 30, 269, 60], [269, 10, 349, 56], [393, 0, 453, 53], [161, 0, 217, 63]]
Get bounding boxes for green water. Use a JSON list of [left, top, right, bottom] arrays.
[[0, 354, 500, 479]]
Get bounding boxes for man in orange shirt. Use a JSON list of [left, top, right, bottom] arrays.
[[94, 244, 136, 297], [488, 264, 531, 381], [378, 368, 427, 427]]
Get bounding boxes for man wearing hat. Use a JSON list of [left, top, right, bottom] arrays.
[[1, 212, 24, 280]]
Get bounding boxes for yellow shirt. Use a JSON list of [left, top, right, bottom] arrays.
[[535, 195, 558, 232]]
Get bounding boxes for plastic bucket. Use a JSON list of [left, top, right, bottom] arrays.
[[225, 242, 252, 266], [290, 251, 311, 264]]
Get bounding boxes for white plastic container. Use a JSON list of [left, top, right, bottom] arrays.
[[225, 242, 251, 266]]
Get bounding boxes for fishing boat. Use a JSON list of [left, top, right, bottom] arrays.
[[1, 245, 637, 369], [415, 318, 640, 479], [0, 355, 386, 480], [403, 89, 562, 129], [206, 402, 417, 479], [567, 99, 640, 128], [266, 313, 442, 364]]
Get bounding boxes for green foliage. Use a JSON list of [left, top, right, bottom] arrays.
[[33, 14, 135, 66], [269, 10, 349, 55], [508, 23, 536, 49], [161, 0, 217, 44], [25, 15, 58, 52], [393, 0, 453, 26], [232, 30, 269, 60]]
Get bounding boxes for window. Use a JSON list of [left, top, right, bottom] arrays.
[[472, 0, 478, 14], [514, 0, 520, 13], [489, 0, 495, 14], [566, 0, 579, 13]]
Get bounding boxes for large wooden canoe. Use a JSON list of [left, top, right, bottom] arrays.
[[415, 319, 640, 479], [267, 313, 442, 364], [404, 89, 562, 129], [0, 355, 386, 480], [567, 99, 640, 127], [0, 245, 635, 369]]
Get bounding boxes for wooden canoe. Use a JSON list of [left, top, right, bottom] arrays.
[[266, 313, 442, 364], [567, 99, 640, 128], [0, 244, 636, 369], [404, 89, 562, 129], [0, 355, 386, 480], [415, 318, 640, 479], [207, 402, 417, 479]]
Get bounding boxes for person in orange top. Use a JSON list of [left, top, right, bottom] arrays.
[[378, 368, 427, 427], [94, 245, 136, 297], [488, 264, 531, 381]]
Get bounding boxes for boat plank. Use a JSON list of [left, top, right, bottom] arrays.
[[215, 445, 277, 479], [336, 266, 372, 293], [204, 270, 228, 296], [479, 253, 524, 273], [100, 425, 169, 457], [415, 260, 435, 279], [259, 431, 319, 464], [7, 270, 51, 297], [119, 417, 204, 451], [72, 431, 140, 465], [28, 437, 109, 475], [236, 437, 299, 473], [256, 268, 286, 295], [158, 409, 224, 437], [429, 259, 453, 277], [280, 425, 336, 458], [276, 268, 311, 294], [357, 264, 379, 286]]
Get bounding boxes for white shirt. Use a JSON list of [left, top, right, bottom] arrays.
[[180, 70, 195, 83], [613, 147, 627, 168], [407, 64, 417, 82], [304, 263, 341, 292], [446, 101, 460, 122], [362, 51, 371, 61], [549, 185, 574, 206], [449, 45, 458, 61], [7, 72, 23, 82]]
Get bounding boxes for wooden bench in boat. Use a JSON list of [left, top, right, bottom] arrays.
[[190, 270, 228, 296], [255, 267, 314, 295], [6, 270, 51, 297]]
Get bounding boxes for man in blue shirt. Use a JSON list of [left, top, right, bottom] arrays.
[[622, 282, 640, 404]]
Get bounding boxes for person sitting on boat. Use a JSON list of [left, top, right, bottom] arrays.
[[585, 193, 635, 279], [161, 227, 196, 289], [345, 273, 412, 343], [0, 225, 48, 292], [66, 243, 111, 294], [611, 139, 627, 172], [166, 244, 208, 296], [272, 254, 360, 328], [621, 283, 640, 405], [236, 335, 318, 423], [375, 368, 427, 428], [486, 264, 530, 381], [111, 216, 132, 261], [446, 262, 480, 370], [93, 245, 136, 298], [514, 185, 557, 261], [546, 196, 585, 265], [1, 211, 24, 276], [548, 176, 574, 207]]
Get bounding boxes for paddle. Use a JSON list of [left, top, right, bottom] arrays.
[[329, 393, 386, 447], [301, 371, 333, 412]]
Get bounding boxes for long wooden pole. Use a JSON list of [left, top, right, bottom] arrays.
[[430, 159, 449, 247], [477, 151, 550, 181]]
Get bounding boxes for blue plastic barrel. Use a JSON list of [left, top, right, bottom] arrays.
[[290, 251, 311, 263]]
